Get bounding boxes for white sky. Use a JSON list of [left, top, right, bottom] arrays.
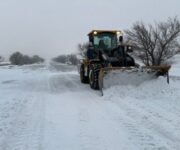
[[0, 0, 180, 59]]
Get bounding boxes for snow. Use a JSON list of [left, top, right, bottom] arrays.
[[103, 70, 157, 88], [0, 59, 180, 150]]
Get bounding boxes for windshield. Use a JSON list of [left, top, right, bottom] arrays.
[[93, 33, 117, 51]]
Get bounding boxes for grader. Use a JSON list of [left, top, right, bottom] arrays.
[[79, 30, 170, 95]]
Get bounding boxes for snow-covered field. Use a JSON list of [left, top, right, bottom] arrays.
[[0, 60, 180, 150]]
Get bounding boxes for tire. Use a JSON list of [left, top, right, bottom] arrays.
[[80, 64, 89, 83], [89, 64, 101, 89]]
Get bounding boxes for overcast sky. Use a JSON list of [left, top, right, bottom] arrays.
[[0, 0, 180, 59]]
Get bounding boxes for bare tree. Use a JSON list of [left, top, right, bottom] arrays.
[[77, 42, 89, 57], [68, 54, 78, 65], [126, 17, 180, 66]]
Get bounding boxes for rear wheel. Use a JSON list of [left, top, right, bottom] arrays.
[[80, 64, 89, 83], [89, 64, 101, 89]]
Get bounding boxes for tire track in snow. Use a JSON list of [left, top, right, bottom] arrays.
[[77, 93, 136, 150], [127, 98, 180, 137], [100, 101, 171, 150], [14, 98, 44, 150], [103, 97, 179, 150], [1, 78, 46, 150], [98, 99, 166, 150], [78, 98, 109, 150], [102, 77, 180, 150]]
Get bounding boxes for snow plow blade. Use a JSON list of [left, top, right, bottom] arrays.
[[98, 65, 171, 96]]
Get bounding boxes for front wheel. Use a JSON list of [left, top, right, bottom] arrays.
[[80, 64, 89, 83], [89, 64, 101, 89]]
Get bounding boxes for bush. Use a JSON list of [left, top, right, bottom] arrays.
[[31, 55, 44, 63], [53, 54, 78, 65], [9, 52, 44, 65], [9, 52, 24, 65], [52, 55, 67, 64], [67, 54, 78, 65]]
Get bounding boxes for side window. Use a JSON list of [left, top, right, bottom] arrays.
[[104, 37, 111, 49], [94, 37, 100, 46]]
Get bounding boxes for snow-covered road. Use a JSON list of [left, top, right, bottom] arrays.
[[0, 62, 180, 150]]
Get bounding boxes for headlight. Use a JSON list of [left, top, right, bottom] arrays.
[[128, 46, 132, 49], [93, 31, 97, 35], [116, 31, 121, 35], [117, 31, 123, 36]]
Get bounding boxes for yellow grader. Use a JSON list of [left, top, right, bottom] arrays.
[[79, 30, 170, 95]]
